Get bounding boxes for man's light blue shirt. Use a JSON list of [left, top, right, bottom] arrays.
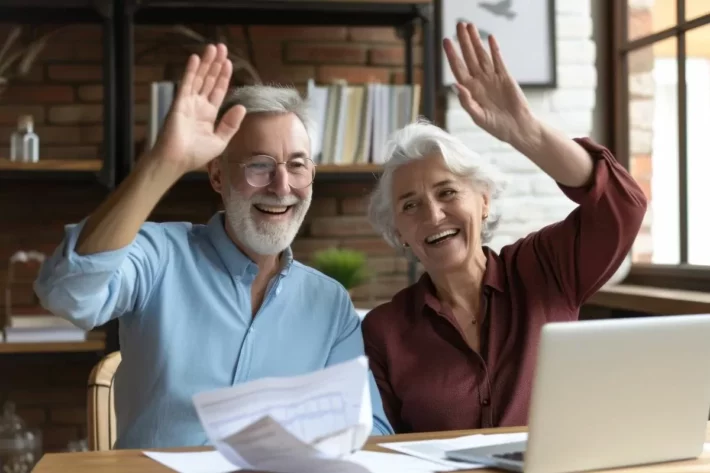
[[34, 212, 393, 448]]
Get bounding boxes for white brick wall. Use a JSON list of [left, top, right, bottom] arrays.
[[445, 0, 597, 251]]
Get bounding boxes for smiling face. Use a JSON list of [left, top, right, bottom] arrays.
[[208, 111, 313, 257], [391, 153, 489, 273]]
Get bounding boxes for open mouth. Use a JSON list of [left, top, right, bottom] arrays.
[[253, 204, 292, 215], [425, 229, 460, 245]]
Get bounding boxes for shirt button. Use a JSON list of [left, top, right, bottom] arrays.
[[481, 399, 490, 406]]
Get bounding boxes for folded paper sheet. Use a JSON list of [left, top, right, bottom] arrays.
[[190, 356, 374, 472]]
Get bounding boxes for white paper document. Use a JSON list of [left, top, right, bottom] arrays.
[[144, 357, 388, 473], [144, 449, 452, 473], [381, 432, 529, 469], [143, 450, 238, 473]]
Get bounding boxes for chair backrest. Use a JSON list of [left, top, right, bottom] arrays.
[[87, 350, 121, 451]]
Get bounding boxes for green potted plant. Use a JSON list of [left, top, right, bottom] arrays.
[[310, 247, 370, 295]]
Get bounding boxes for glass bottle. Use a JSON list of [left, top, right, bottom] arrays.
[[0, 401, 42, 473], [9, 115, 39, 163]]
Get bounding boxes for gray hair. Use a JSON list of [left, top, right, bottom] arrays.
[[217, 84, 317, 155], [368, 119, 507, 248]]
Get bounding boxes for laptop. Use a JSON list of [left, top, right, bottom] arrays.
[[445, 314, 710, 473]]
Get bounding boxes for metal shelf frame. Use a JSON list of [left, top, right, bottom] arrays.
[[0, 0, 116, 187]]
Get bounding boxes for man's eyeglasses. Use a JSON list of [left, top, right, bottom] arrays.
[[237, 155, 316, 189]]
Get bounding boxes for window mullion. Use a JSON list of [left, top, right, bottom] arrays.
[[678, 0, 689, 264]]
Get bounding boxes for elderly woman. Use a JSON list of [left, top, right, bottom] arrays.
[[362, 22, 647, 433]]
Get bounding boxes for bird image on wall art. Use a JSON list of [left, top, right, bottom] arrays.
[[478, 0, 517, 20]]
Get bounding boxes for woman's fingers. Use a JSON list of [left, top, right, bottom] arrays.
[[488, 35, 510, 76], [456, 22, 479, 77], [443, 38, 470, 85], [466, 23, 493, 73]]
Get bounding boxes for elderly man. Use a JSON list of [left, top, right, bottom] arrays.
[[33, 43, 393, 448]]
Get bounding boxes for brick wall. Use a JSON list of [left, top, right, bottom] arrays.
[[445, 0, 611, 253], [0, 23, 419, 453]]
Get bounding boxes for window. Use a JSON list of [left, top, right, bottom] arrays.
[[614, 0, 710, 290]]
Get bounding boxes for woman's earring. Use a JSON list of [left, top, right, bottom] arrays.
[[482, 213, 489, 220], [402, 242, 410, 248]]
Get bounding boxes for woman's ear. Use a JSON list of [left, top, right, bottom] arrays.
[[394, 230, 408, 248], [482, 192, 490, 219]]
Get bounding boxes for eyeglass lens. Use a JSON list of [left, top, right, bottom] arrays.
[[243, 155, 315, 188]]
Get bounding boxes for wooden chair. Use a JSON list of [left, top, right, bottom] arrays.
[[87, 351, 121, 451]]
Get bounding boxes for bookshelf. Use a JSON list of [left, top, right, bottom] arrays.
[[0, 0, 116, 187], [116, 0, 436, 184]]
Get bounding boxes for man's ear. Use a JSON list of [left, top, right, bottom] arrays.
[[207, 157, 224, 194]]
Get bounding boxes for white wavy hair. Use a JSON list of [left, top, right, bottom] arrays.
[[368, 119, 508, 248]]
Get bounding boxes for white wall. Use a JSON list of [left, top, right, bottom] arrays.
[[445, 0, 598, 251]]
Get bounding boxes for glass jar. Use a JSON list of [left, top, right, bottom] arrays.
[[0, 402, 42, 473]]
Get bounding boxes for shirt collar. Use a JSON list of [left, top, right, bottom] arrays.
[[206, 211, 294, 279], [413, 246, 506, 314]]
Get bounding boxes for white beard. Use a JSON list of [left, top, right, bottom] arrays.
[[224, 187, 311, 256]]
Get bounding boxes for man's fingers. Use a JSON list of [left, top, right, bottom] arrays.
[[208, 59, 233, 107], [191, 44, 218, 95]]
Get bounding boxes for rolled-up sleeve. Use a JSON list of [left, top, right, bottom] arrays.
[[512, 138, 648, 310], [33, 219, 168, 331]]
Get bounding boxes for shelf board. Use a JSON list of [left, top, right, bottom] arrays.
[[0, 329, 106, 354], [0, 339, 106, 354], [0, 1, 106, 22], [182, 163, 382, 182], [132, 0, 432, 26], [588, 284, 710, 315], [0, 159, 102, 172], [317, 164, 382, 174]]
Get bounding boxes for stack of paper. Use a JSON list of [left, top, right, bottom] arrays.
[[143, 357, 453, 473]]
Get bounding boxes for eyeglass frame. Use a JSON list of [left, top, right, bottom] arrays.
[[232, 154, 317, 189]]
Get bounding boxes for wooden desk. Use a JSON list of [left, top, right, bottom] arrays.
[[588, 284, 710, 315], [31, 423, 710, 473]]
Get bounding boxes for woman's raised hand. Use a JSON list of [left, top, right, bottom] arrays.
[[443, 22, 540, 147]]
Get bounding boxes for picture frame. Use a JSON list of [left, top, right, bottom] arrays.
[[439, 0, 557, 88]]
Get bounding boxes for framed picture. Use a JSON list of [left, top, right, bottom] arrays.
[[440, 0, 557, 88]]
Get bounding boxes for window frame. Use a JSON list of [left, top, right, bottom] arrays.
[[611, 0, 710, 291]]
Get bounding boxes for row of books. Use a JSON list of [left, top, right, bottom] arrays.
[[307, 79, 421, 165], [147, 80, 422, 165]]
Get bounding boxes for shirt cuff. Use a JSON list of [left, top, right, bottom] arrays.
[[555, 137, 618, 203], [55, 218, 133, 275]]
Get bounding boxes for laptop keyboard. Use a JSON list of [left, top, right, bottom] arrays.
[[493, 451, 525, 462]]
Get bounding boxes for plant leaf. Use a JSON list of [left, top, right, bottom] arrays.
[[0, 26, 21, 70], [310, 248, 370, 289], [0, 49, 23, 77]]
